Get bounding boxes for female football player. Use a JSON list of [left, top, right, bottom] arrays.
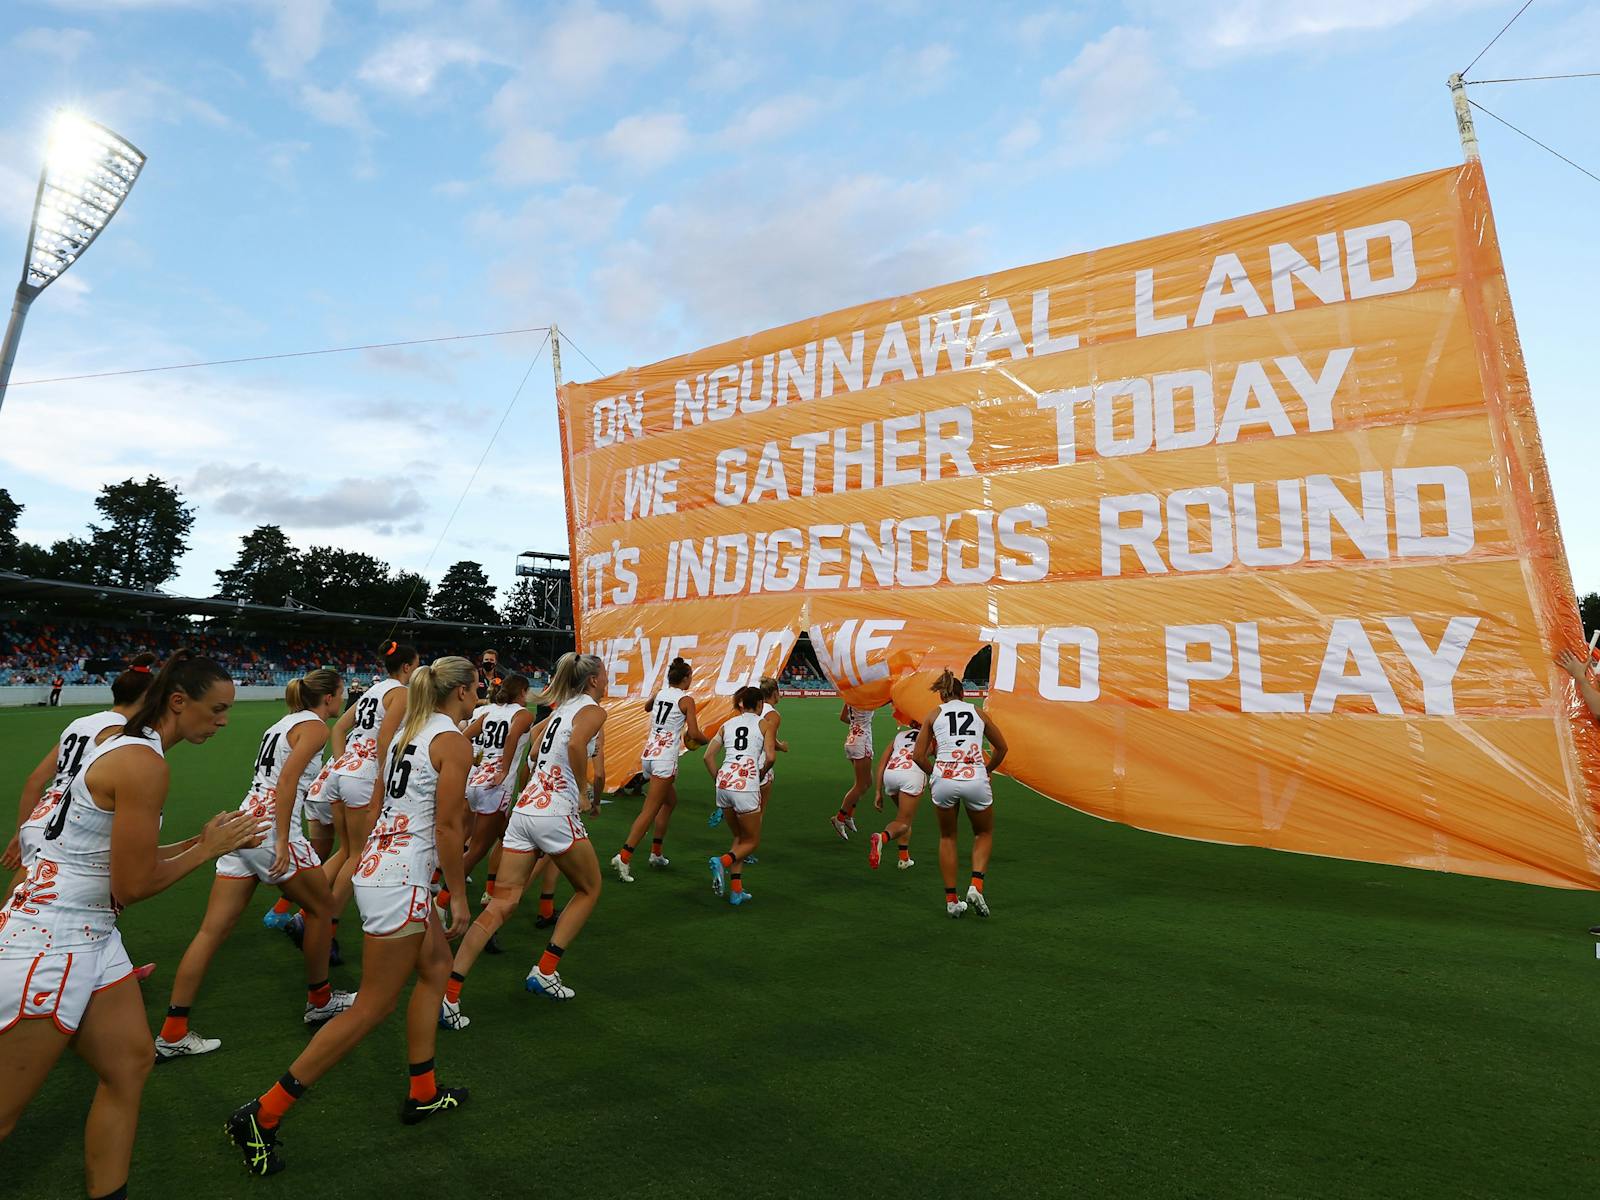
[[0, 652, 259, 1200], [912, 671, 1008, 918], [439, 653, 606, 1020], [156, 669, 354, 1060], [705, 686, 772, 907], [611, 657, 704, 882], [830, 701, 876, 839], [461, 673, 535, 887], [867, 716, 925, 871], [226, 657, 476, 1177]]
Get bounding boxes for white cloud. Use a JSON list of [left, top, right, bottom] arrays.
[[488, 127, 577, 186], [602, 112, 690, 171], [252, 0, 331, 80], [1044, 26, 1184, 146], [12, 26, 94, 61], [81, 74, 232, 129], [357, 32, 493, 98], [718, 93, 820, 145], [999, 118, 1041, 156], [650, 0, 762, 22], [541, 4, 678, 92], [190, 463, 429, 530], [298, 84, 375, 137], [1144, 0, 1498, 55]]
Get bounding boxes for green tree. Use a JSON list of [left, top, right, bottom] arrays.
[[46, 537, 102, 583], [299, 547, 393, 612], [501, 577, 536, 626], [217, 525, 303, 606], [380, 570, 431, 619], [88, 476, 195, 589], [1581, 592, 1600, 643], [0, 488, 20, 569], [432, 560, 498, 625]]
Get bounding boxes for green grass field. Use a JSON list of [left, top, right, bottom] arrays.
[[4, 697, 1600, 1198]]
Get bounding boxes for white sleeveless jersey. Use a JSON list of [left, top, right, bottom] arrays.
[[884, 729, 922, 773], [844, 705, 874, 753], [239, 710, 323, 833], [931, 700, 987, 780], [357, 713, 458, 887], [516, 694, 598, 816], [716, 712, 765, 793], [643, 686, 689, 760], [333, 677, 404, 777], [2, 733, 164, 954], [47, 710, 125, 797], [469, 703, 528, 788]]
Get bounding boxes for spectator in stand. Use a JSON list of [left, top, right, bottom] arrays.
[[49, 673, 64, 706]]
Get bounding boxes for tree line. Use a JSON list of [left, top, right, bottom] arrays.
[[0, 482, 543, 627]]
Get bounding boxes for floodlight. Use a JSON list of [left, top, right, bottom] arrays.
[[0, 110, 146, 415]]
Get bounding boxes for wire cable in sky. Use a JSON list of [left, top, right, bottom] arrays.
[[1466, 71, 1600, 84], [1467, 98, 1600, 185], [381, 330, 553, 640], [6, 325, 551, 388], [559, 330, 606, 379], [1462, 0, 1536, 78]]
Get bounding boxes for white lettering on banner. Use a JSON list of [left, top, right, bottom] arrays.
[[1164, 618, 1475, 714], [621, 458, 680, 519], [1032, 350, 1353, 467], [590, 391, 645, 448], [981, 625, 1100, 702], [714, 629, 798, 695], [582, 542, 641, 612], [1101, 467, 1476, 577], [808, 620, 904, 690], [594, 633, 701, 699], [665, 504, 1049, 600]]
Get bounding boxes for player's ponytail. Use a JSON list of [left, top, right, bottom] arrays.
[[124, 650, 232, 737], [667, 657, 692, 686], [380, 640, 419, 676], [539, 652, 604, 708], [393, 655, 476, 761], [758, 675, 778, 702], [287, 668, 342, 713], [110, 652, 159, 706], [734, 685, 762, 713], [932, 669, 964, 702], [492, 672, 529, 705]]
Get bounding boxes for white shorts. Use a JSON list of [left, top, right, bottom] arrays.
[[845, 740, 873, 762], [321, 769, 378, 812], [216, 837, 322, 886], [504, 810, 588, 857], [0, 927, 135, 1035], [353, 882, 432, 937], [882, 769, 927, 798], [759, 766, 775, 788], [931, 773, 993, 811], [466, 781, 512, 816], [302, 766, 336, 826], [640, 757, 678, 780], [715, 788, 762, 815]]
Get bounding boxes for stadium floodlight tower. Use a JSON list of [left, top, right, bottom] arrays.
[[0, 110, 146, 417]]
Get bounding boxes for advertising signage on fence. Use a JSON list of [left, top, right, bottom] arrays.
[[558, 163, 1600, 889]]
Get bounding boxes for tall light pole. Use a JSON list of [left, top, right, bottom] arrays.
[[0, 111, 145, 416]]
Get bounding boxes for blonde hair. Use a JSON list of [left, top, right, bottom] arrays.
[[759, 676, 778, 701], [395, 655, 476, 755], [539, 652, 604, 708], [286, 668, 342, 713], [932, 669, 965, 702]]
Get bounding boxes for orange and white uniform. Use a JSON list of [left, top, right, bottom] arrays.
[[758, 702, 779, 787], [505, 694, 598, 856], [0, 734, 157, 1033], [881, 728, 927, 798], [309, 677, 403, 813], [844, 705, 874, 761], [641, 686, 689, 779], [929, 700, 991, 810], [466, 702, 528, 815], [353, 712, 456, 936], [714, 712, 766, 815], [16, 709, 124, 869], [216, 710, 325, 885]]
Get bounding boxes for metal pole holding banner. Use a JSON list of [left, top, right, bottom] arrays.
[[1449, 73, 1481, 162], [550, 323, 583, 650]]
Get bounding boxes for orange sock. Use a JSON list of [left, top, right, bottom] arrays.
[[408, 1060, 436, 1102], [537, 893, 554, 920], [731, 872, 744, 894], [445, 973, 464, 1004], [486, 875, 496, 896], [970, 872, 985, 893], [537, 944, 564, 975], [898, 844, 910, 863], [257, 1076, 304, 1129], [307, 980, 331, 1008], [436, 886, 451, 908], [719, 852, 736, 868], [651, 838, 663, 856], [159, 1008, 189, 1042], [619, 844, 634, 864], [271, 897, 293, 915]]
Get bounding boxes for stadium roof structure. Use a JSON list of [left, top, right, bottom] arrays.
[[0, 570, 571, 636]]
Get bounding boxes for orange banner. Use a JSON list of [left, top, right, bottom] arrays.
[[558, 163, 1600, 890]]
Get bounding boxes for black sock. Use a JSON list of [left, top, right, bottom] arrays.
[[651, 838, 663, 853], [540, 891, 555, 901], [166, 1004, 189, 1018], [449, 971, 465, 985], [90, 1186, 127, 1200], [622, 842, 635, 854], [545, 942, 566, 960], [279, 1071, 307, 1099], [486, 873, 496, 885], [945, 887, 958, 901], [409, 1058, 435, 1077]]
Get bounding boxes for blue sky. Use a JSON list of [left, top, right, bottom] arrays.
[[1, 0, 1597, 603]]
